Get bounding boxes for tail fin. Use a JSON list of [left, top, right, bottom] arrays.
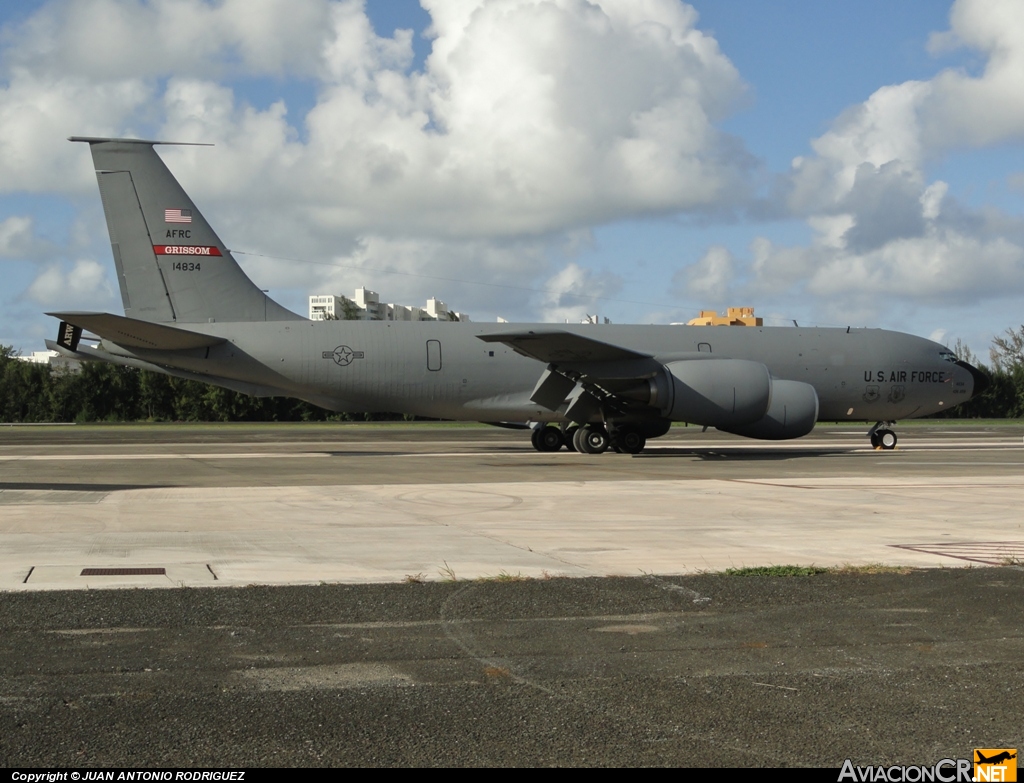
[[71, 136, 302, 324]]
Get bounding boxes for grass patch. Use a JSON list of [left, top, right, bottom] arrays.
[[832, 563, 915, 575], [722, 565, 833, 577], [438, 561, 459, 582], [475, 570, 532, 583], [721, 563, 917, 577]]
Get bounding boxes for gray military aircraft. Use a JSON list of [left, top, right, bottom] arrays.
[[48, 137, 987, 454]]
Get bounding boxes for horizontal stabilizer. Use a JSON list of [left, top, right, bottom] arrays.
[[45, 339, 95, 360], [48, 311, 225, 351], [478, 330, 651, 363]]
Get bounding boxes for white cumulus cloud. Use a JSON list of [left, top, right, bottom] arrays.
[[539, 261, 622, 323], [685, 0, 1024, 324], [0, 216, 40, 258], [1, 0, 751, 231], [0, 0, 760, 338], [25, 258, 116, 309], [674, 244, 734, 303]]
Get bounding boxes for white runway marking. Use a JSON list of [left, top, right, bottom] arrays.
[[1, 439, 1022, 461], [0, 452, 333, 461]]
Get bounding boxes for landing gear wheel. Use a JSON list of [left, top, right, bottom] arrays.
[[562, 424, 579, 452], [530, 426, 546, 452], [868, 421, 897, 450], [539, 426, 564, 452], [572, 426, 587, 453], [531, 426, 564, 452], [577, 426, 610, 455], [877, 429, 897, 450], [610, 429, 643, 454], [611, 428, 646, 454]]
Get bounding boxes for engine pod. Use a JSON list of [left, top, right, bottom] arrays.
[[661, 359, 771, 427], [720, 379, 819, 440]]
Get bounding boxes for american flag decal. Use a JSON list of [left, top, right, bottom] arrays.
[[165, 208, 192, 223]]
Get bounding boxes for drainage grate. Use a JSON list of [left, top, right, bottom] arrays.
[[80, 567, 167, 576], [890, 541, 1024, 566]]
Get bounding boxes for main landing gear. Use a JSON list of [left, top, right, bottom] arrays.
[[530, 423, 648, 454], [530, 424, 565, 452], [574, 425, 610, 454], [868, 421, 898, 450]]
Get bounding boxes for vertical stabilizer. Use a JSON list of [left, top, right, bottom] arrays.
[[71, 137, 302, 324]]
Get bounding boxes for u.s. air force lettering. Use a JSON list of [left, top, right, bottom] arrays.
[[322, 345, 365, 366]]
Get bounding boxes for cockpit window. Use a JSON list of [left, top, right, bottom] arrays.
[[938, 350, 958, 363]]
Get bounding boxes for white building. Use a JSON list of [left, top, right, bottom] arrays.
[[309, 288, 470, 322], [14, 350, 81, 373]]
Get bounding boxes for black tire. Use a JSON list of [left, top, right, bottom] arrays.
[[572, 426, 587, 453], [869, 432, 880, 448], [539, 426, 564, 452], [562, 424, 579, 452], [878, 429, 897, 450], [530, 427, 546, 452], [579, 426, 610, 454], [612, 428, 646, 454]]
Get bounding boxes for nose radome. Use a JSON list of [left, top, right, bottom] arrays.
[[956, 360, 989, 398]]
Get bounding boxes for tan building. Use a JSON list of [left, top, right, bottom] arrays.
[[685, 307, 763, 326]]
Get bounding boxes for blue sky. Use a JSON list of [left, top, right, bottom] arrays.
[[1, 0, 1022, 360]]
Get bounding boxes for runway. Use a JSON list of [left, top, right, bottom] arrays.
[[2, 422, 1023, 589], [2, 422, 1022, 766]]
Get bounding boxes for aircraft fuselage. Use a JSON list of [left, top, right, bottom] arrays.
[[118, 320, 974, 424]]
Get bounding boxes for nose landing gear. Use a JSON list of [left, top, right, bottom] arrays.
[[868, 421, 898, 450]]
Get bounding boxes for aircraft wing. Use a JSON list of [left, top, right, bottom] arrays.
[[478, 330, 668, 420], [477, 330, 651, 363], [48, 311, 226, 351]]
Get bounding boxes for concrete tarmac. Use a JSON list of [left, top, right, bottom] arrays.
[[1, 422, 1023, 588], [1, 422, 1022, 766]]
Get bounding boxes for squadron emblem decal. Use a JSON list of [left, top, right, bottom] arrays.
[[323, 345, 365, 367]]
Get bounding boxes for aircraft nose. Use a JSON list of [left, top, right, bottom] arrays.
[[956, 359, 989, 398]]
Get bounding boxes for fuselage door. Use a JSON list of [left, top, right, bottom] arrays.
[[698, 342, 712, 353], [427, 339, 442, 371]]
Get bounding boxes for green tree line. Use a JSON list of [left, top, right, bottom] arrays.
[[933, 329, 1024, 419], [0, 346, 398, 423]]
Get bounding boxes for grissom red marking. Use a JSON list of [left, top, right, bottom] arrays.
[[152, 245, 222, 256]]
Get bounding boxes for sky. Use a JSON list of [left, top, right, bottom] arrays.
[[1, 0, 1023, 360]]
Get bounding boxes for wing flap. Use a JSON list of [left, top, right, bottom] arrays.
[[477, 330, 651, 363]]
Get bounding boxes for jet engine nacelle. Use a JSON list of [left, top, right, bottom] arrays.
[[719, 379, 819, 440], [655, 359, 772, 427]]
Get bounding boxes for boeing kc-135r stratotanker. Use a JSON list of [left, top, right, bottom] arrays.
[[48, 138, 987, 453]]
